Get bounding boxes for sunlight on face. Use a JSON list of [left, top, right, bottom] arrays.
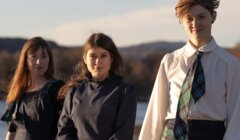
[[181, 5, 216, 47], [84, 46, 112, 81], [27, 48, 49, 78]]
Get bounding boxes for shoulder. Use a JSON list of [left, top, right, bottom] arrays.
[[45, 79, 65, 98], [47, 79, 65, 94], [51, 79, 65, 87], [122, 82, 134, 91], [118, 80, 135, 96], [117, 81, 136, 104], [111, 76, 133, 90], [168, 46, 185, 59], [109, 76, 134, 93], [66, 80, 86, 97], [215, 46, 239, 64], [160, 46, 185, 69]]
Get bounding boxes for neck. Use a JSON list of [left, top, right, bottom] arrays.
[[93, 77, 106, 82], [190, 36, 212, 49], [27, 76, 49, 92], [92, 75, 109, 82]]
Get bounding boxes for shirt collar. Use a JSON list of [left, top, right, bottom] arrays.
[[184, 37, 217, 57]]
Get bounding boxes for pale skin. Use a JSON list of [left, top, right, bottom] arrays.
[[6, 47, 50, 140], [181, 5, 217, 48], [26, 48, 50, 92], [84, 46, 113, 82]]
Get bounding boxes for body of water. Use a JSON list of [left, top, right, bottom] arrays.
[[0, 100, 7, 139], [0, 100, 148, 139]]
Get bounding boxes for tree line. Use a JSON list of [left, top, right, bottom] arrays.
[[1, 44, 240, 102]]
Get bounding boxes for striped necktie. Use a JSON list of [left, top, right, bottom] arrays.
[[173, 52, 205, 140]]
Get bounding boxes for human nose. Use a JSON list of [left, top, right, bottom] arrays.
[[95, 57, 100, 64], [36, 58, 41, 64], [191, 18, 199, 28], [95, 56, 104, 65]]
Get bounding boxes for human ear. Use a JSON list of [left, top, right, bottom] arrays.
[[83, 55, 87, 64], [212, 11, 217, 23]]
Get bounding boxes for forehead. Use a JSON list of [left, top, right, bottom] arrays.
[[27, 47, 47, 55], [87, 46, 109, 54], [186, 5, 210, 16]]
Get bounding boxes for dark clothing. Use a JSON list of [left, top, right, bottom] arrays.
[[187, 120, 225, 140], [8, 80, 65, 140], [163, 119, 226, 140], [57, 76, 137, 140]]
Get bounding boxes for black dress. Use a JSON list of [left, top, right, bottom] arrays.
[[8, 80, 65, 140], [57, 76, 137, 140]]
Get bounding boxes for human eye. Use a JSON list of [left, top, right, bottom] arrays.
[[101, 54, 107, 58], [28, 55, 36, 60], [41, 54, 48, 58], [183, 15, 192, 23], [101, 52, 110, 58], [89, 54, 96, 59], [187, 16, 193, 22], [198, 14, 206, 20]]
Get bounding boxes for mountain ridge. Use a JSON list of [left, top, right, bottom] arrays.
[[0, 37, 184, 56]]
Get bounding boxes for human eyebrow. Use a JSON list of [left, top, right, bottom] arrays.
[[101, 51, 109, 55]]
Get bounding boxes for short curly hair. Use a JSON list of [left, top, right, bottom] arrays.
[[175, 0, 220, 19]]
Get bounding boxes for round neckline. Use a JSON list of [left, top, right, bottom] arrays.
[[25, 80, 53, 94]]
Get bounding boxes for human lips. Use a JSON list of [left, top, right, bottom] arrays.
[[94, 66, 104, 71], [191, 27, 203, 32], [33, 66, 45, 69]]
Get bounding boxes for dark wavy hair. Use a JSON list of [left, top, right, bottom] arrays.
[[175, 0, 220, 19], [58, 33, 123, 99]]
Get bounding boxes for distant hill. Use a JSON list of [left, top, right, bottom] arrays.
[[2, 37, 237, 58], [0, 37, 185, 56], [0, 38, 26, 52], [0, 37, 70, 53], [119, 41, 184, 58], [235, 42, 240, 49]]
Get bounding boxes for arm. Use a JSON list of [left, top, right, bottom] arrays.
[[48, 80, 65, 113], [48, 80, 65, 138], [139, 54, 170, 140], [109, 85, 137, 140], [6, 122, 16, 140], [57, 87, 77, 140], [224, 58, 240, 140], [5, 132, 15, 140]]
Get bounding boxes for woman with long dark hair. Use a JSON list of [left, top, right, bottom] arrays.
[[4, 37, 64, 140], [57, 33, 136, 140]]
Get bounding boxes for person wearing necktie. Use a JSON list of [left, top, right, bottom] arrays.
[[139, 0, 240, 140]]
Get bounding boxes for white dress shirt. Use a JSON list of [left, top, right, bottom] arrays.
[[139, 38, 240, 140]]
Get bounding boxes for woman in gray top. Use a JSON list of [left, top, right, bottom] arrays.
[[57, 33, 136, 140]]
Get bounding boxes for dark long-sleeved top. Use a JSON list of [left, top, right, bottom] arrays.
[[57, 76, 136, 140], [8, 80, 64, 140]]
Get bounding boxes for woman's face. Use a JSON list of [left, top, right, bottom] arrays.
[[84, 46, 112, 81], [181, 5, 216, 47], [27, 48, 49, 78]]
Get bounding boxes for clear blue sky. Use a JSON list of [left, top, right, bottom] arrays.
[[0, 0, 239, 48]]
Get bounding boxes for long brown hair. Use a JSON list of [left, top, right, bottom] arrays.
[[175, 0, 220, 19], [58, 33, 123, 99], [6, 37, 54, 104]]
